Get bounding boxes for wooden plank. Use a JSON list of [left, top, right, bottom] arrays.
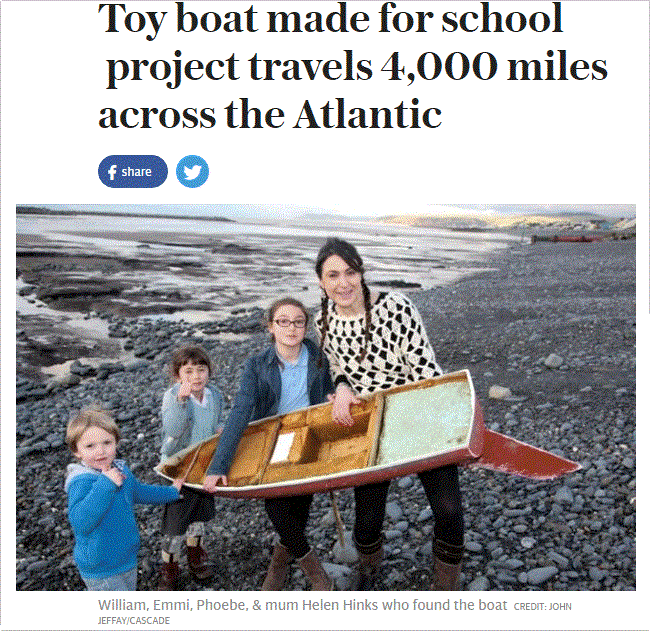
[[366, 393, 385, 467]]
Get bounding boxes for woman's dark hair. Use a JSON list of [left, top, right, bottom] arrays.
[[315, 237, 365, 279], [169, 345, 212, 381], [267, 297, 309, 341], [315, 238, 372, 363]]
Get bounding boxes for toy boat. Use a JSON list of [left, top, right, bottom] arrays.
[[155, 370, 580, 498]]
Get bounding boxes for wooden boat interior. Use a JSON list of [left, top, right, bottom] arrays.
[[160, 371, 475, 488]]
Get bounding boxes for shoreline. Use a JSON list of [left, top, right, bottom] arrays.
[[17, 217, 510, 381], [15, 238, 635, 591]]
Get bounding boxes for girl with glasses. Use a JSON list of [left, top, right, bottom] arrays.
[[203, 297, 334, 590]]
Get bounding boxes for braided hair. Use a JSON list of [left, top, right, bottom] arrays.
[[315, 238, 373, 364]]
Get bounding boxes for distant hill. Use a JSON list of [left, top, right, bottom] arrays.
[[16, 206, 236, 223], [376, 210, 636, 234]]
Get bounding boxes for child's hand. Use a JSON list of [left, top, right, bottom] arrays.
[[177, 381, 193, 402], [103, 467, 125, 486], [203, 474, 228, 492], [172, 477, 185, 492]]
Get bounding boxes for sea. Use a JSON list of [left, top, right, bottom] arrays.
[[16, 212, 515, 319], [16, 212, 516, 376]]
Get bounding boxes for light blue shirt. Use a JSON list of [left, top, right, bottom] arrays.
[[277, 344, 310, 415], [188, 389, 216, 446]]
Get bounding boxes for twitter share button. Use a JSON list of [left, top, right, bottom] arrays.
[[176, 155, 209, 188]]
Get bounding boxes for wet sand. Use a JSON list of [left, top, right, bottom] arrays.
[[17, 213, 511, 378]]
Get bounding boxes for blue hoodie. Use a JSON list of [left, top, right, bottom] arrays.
[[65, 459, 179, 579]]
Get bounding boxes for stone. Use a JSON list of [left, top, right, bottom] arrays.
[[544, 353, 564, 368], [489, 385, 512, 399], [527, 566, 559, 585], [467, 576, 490, 591], [386, 502, 403, 521]]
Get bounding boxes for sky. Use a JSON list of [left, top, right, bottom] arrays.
[[23, 203, 636, 221]]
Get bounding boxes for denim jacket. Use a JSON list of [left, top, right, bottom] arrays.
[[207, 338, 333, 475]]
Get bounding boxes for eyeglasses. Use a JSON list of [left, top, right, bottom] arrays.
[[274, 318, 307, 328]]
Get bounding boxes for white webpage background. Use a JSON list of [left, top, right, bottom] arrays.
[[1, 0, 647, 630]]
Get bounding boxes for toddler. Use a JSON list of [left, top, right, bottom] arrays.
[[65, 409, 182, 591]]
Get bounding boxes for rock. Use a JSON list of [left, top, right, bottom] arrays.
[[589, 567, 606, 581], [544, 353, 564, 368], [489, 385, 512, 400], [332, 530, 357, 565], [398, 476, 413, 489], [386, 502, 403, 521], [69, 361, 95, 377], [520, 537, 536, 549], [554, 486, 574, 504], [548, 552, 570, 570], [323, 562, 353, 591], [320, 509, 336, 527], [467, 576, 491, 590], [419, 541, 433, 557], [527, 566, 559, 585]]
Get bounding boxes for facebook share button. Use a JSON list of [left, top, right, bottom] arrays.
[[98, 155, 167, 188]]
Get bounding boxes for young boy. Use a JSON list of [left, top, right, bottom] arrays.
[[65, 409, 182, 591], [159, 345, 224, 590]]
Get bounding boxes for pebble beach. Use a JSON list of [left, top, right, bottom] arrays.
[[15, 235, 635, 591]]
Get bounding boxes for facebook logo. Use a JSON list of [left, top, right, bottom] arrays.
[[98, 156, 167, 188]]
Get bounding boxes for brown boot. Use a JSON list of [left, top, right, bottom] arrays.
[[431, 540, 463, 591], [297, 549, 333, 591], [157, 551, 179, 591], [262, 543, 294, 591], [186, 536, 213, 584], [351, 536, 383, 591]]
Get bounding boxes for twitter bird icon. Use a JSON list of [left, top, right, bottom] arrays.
[[184, 165, 202, 180], [176, 155, 209, 188]]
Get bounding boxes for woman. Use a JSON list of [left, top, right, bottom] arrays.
[[203, 297, 334, 590], [315, 237, 464, 591]]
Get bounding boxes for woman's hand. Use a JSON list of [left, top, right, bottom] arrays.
[[202, 474, 228, 492], [331, 383, 360, 426]]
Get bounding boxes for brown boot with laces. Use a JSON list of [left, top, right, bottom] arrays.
[[186, 536, 213, 584], [157, 551, 179, 591]]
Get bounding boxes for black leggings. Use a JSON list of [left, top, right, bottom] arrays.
[[353, 464, 464, 549], [264, 494, 314, 559]]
